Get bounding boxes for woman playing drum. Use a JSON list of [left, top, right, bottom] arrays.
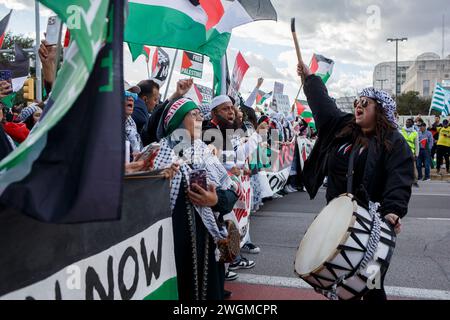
[[296, 62, 414, 300]]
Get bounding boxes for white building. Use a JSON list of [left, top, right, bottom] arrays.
[[402, 53, 450, 97], [373, 61, 414, 95], [335, 96, 356, 114]]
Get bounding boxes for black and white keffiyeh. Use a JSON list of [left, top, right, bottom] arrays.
[[359, 87, 397, 124], [125, 116, 143, 153], [154, 137, 236, 242]]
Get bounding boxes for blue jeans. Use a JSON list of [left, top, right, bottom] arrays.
[[417, 148, 431, 180]]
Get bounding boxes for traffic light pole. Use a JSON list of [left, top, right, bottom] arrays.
[[34, 1, 42, 101]]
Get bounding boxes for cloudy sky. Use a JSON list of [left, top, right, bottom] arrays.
[[1, 0, 449, 102]]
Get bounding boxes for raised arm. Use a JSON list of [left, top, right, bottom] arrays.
[[297, 62, 347, 132]]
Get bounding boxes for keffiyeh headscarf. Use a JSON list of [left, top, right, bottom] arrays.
[[359, 87, 397, 124], [154, 98, 237, 244], [154, 138, 236, 243], [198, 104, 212, 121]]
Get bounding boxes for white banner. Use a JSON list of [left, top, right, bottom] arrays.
[[232, 175, 253, 248]]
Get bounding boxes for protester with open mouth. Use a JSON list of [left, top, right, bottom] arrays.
[[297, 61, 414, 301]]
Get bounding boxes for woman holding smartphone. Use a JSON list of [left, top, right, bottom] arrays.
[[150, 97, 239, 300]]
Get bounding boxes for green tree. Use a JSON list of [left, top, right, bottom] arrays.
[[397, 91, 432, 116]]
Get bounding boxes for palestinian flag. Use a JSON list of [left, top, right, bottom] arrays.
[[310, 54, 334, 84], [295, 100, 316, 130], [256, 91, 272, 105], [184, 83, 203, 105], [126, 1, 277, 63], [142, 46, 151, 63], [0, 10, 12, 49], [0, 43, 31, 92], [0, 173, 178, 300], [181, 51, 193, 69], [0, 0, 120, 223]]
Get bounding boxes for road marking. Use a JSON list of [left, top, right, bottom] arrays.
[[236, 274, 450, 300], [411, 193, 450, 196], [415, 218, 450, 222]]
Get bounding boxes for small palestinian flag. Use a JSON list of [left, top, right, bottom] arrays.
[[309, 54, 334, 84], [256, 91, 272, 105], [0, 10, 12, 49], [184, 83, 203, 106], [295, 100, 316, 130], [143, 46, 151, 63], [181, 51, 193, 69]]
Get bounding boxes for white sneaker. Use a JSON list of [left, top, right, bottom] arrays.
[[284, 185, 297, 193]]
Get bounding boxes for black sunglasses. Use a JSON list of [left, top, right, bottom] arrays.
[[353, 98, 370, 109]]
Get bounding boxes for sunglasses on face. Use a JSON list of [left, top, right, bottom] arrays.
[[124, 91, 138, 101], [353, 98, 372, 109]]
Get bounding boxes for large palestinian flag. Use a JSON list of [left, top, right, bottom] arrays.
[[309, 54, 334, 84], [126, 0, 277, 63], [0, 0, 123, 223], [0, 174, 177, 300]]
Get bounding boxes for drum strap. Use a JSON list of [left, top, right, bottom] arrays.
[[346, 145, 361, 194]]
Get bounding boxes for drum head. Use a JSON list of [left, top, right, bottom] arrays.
[[295, 195, 354, 276]]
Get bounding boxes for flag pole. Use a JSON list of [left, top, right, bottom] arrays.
[[163, 49, 178, 101], [34, 0, 42, 101], [146, 59, 150, 79]]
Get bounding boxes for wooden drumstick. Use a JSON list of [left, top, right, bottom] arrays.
[[291, 18, 305, 113], [291, 18, 304, 64]]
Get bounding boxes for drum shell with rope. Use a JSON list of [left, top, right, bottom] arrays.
[[294, 194, 396, 300]]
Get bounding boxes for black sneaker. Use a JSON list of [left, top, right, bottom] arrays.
[[229, 257, 255, 271], [241, 242, 261, 254], [225, 271, 238, 281]]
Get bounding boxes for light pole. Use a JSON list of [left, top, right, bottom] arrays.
[[376, 79, 388, 90], [387, 37, 408, 103]]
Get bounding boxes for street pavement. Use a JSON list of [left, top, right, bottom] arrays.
[[225, 181, 450, 300]]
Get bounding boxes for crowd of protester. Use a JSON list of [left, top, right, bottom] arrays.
[[398, 115, 450, 186], [1, 37, 448, 301]]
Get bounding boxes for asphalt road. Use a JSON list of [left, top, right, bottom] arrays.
[[239, 181, 450, 295]]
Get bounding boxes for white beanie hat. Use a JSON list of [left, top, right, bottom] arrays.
[[210, 95, 232, 111]]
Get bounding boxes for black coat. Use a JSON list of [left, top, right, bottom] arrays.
[[302, 75, 414, 218]]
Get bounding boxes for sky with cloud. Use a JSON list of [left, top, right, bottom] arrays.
[[1, 0, 449, 102]]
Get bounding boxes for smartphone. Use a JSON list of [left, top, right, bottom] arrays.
[[189, 169, 207, 190], [45, 16, 62, 46]]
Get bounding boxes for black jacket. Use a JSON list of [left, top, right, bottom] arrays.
[[131, 98, 149, 134], [140, 100, 170, 146], [302, 75, 414, 218]]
